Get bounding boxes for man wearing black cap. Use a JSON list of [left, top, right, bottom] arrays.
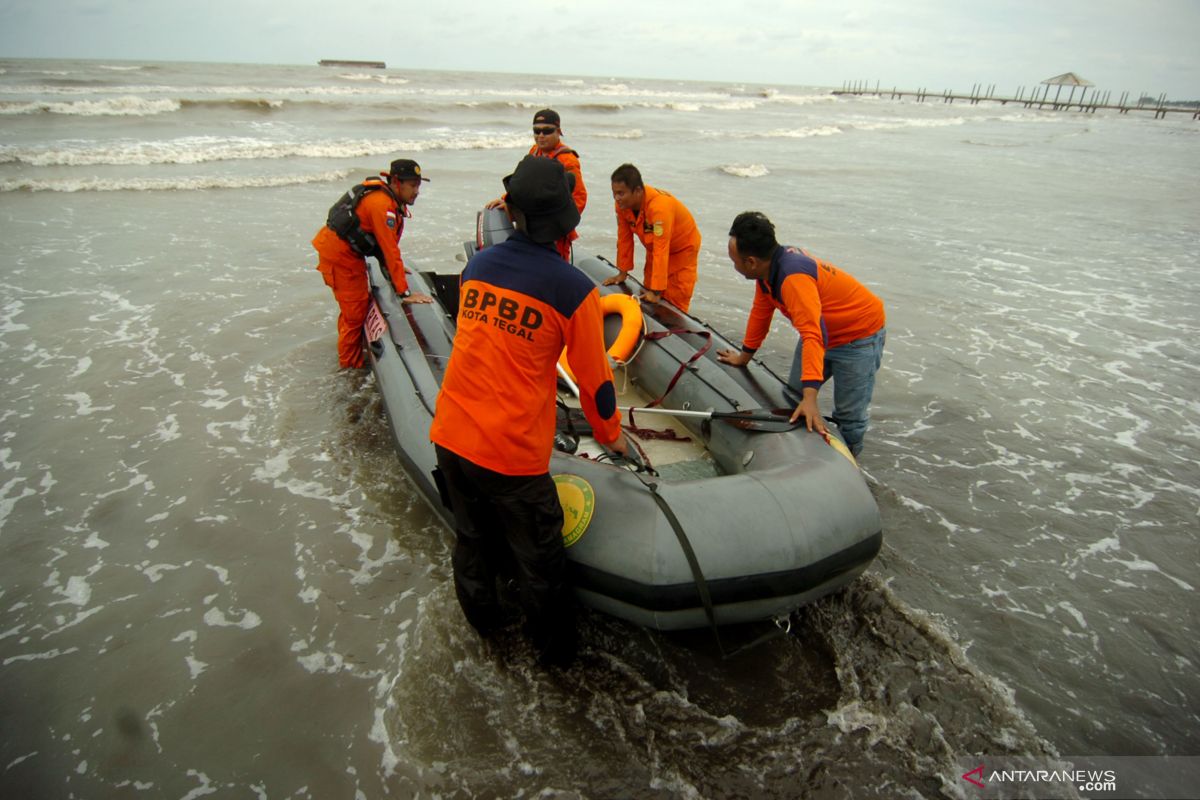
[[430, 155, 626, 667], [487, 108, 586, 261], [312, 159, 433, 369]]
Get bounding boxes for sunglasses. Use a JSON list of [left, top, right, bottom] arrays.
[[532, 126, 558, 135]]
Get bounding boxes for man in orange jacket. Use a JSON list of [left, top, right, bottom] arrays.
[[717, 211, 886, 457], [603, 163, 701, 312], [312, 159, 433, 369], [487, 108, 586, 261], [431, 155, 626, 668]]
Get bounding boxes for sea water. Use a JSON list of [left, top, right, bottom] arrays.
[[1, 59, 1197, 798]]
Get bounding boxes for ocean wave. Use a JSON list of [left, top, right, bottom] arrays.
[[766, 91, 839, 106], [591, 129, 644, 140], [849, 117, 969, 131], [0, 133, 530, 167], [0, 95, 286, 116], [704, 125, 842, 139], [455, 100, 539, 112], [0, 96, 182, 116], [576, 102, 624, 113], [336, 72, 410, 85], [0, 169, 353, 193], [179, 98, 285, 112], [720, 163, 770, 178]]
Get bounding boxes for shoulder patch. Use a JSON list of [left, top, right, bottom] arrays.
[[653, 221, 664, 237]]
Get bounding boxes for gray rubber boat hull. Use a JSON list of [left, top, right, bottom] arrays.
[[365, 248, 882, 631]]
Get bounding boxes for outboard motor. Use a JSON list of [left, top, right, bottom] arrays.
[[465, 207, 515, 261]]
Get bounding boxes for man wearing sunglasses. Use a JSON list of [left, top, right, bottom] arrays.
[[488, 109, 587, 261]]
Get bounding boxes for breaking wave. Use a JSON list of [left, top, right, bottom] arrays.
[[0, 169, 353, 193], [0, 133, 530, 167], [720, 163, 770, 178], [0, 96, 182, 116]]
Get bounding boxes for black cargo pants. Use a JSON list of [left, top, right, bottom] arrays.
[[433, 445, 576, 665]]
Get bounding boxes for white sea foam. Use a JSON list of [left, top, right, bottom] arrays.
[[336, 73, 409, 85], [1, 300, 30, 332], [850, 117, 969, 131], [5, 752, 37, 770], [297, 650, 346, 674], [80, 529, 106, 548], [254, 450, 292, 482], [185, 656, 208, 679], [3, 647, 80, 666], [140, 563, 182, 583], [720, 163, 769, 178], [1112, 558, 1194, 591], [55, 575, 92, 606], [202, 607, 262, 630], [1, 133, 528, 168], [726, 125, 842, 139], [155, 414, 181, 442], [1, 476, 37, 534], [67, 357, 92, 378], [592, 129, 644, 140], [0, 96, 181, 116], [0, 169, 355, 193], [63, 392, 115, 416]]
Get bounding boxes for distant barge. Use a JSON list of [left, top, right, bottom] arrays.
[[318, 59, 386, 69]]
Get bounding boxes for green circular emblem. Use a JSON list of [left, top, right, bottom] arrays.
[[553, 474, 595, 547]]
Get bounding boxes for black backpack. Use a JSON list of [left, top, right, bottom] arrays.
[[326, 179, 398, 257]]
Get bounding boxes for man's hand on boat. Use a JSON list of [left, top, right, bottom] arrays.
[[603, 432, 630, 458], [401, 292, 434, 305], [789, 388, 828, 436], [717, 349, 829, 435], [716, 347, 752, 368]]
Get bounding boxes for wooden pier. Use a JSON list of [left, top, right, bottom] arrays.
[[834, 81, 1200, 120]]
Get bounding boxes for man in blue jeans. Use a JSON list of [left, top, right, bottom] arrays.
[[717, 211, 886, 457]]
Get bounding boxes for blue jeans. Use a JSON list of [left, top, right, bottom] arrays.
[[787, 328, 885, 456]]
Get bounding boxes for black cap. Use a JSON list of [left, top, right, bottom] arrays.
[[532, 108, 561, 128], [389, 159, 429, 182], [502, 155, 580, 244]]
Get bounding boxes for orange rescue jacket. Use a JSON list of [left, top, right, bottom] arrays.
[[529, 143, 586, 247], [741, 246, 886, 388], [430, 232, 621, 475], [614, 185, 701, 293], [311, 176, 411, 293]]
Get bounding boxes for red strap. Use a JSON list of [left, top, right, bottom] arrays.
[[641, 329, 712, 408], [624, 408, 692, 443]]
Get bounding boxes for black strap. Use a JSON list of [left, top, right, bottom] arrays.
[[638, 476, 725, 655], [633, 472, 797, 660]]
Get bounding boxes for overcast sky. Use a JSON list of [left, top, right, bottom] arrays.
[[2, 0, 1198, 99]]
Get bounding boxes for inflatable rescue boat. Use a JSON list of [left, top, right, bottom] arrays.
[[364, 212, 882, 631]]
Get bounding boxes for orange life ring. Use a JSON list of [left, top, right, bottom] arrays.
[[559, 293, 645, 380], [600, 293, 643, 363]]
